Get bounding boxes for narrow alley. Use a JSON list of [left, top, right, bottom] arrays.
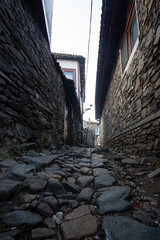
[[0, 0, 160, 239], [0, 146, 160, 239]]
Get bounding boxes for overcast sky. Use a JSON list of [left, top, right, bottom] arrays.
[[51, 0, 102, 121]]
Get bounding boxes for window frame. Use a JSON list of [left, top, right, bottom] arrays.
[[62, 68, 76, 82], [120, 1, 139, 74]]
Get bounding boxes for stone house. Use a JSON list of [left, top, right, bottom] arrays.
[[95, 0, 160, 156], [0, 0, 83, 153], [55, 53, 85, 145], [83, 120, 99, 147]]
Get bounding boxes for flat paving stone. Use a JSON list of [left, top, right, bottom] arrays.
[[62, 180, 80, 193], [67, 177, 76, 184], [69, 200, 79, 209], [122, 158, 138, 165], [77, 188, 94, 202], [47, 178, 65, 194], [3, 210, 43, 227], [0, 230, 21, 239], [0, 236, 14, 240], [22, 155, 61, 170], [45, 168, 66, 177], [26, 150, 40, 157], [80, 167, 91, 174], [102, 216, 160, 240], [31, 201, 54, 217], [31, 228, 55, 240], [80, 158, 91, 163], [77, 176, 94, 188], [65, 205, 90, 220], [0, 179, 22, 201], [9, 163, 35, 180], [93, 168, 110, 177], [0, 159, 17, 167], [61, 205, 97, 240], [97, 186, 131, 214], [42, 196, 58, 210], [94, 175, 115, 188], [79, 162, 90, 167], [91, 158, 108, 168], [23, 176, 47, 193]]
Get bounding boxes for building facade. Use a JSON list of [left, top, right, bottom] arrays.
[[55, 54, 85, 145], [0, 0, 65, 153], [95, 0, 160, 156]]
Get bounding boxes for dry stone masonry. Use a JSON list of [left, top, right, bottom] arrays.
[[100, 0, 160, 157], [0, 0, 65, 151]]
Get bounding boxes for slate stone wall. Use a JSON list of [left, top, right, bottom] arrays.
[[0, 0, 65, 150], [100, 0, 160, 156]]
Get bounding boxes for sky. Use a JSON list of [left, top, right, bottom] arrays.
[[51, 0, 102, 121]]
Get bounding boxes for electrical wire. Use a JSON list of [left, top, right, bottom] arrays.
[[85, 0, 93, 80]]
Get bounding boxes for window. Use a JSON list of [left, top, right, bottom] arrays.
[[64, 71, 74, 80], [121, 2, 138, 72], [63, 69, 76, 82]]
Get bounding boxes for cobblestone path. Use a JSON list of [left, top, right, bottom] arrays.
[[0, 146, 160, 240]]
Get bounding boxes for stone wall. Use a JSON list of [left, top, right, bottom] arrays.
[[100, 0, 160, 156], [0, 0, 65, 151]]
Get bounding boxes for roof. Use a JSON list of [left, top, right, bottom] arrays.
[[52, 54, 82, 120], [54, 53, 86, 102], [95, 0, 129, 119]]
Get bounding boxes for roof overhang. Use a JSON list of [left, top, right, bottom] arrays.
[[95, 0, 129, 119]]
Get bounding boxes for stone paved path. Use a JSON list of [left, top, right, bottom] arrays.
[[0, 146, 160, 239]]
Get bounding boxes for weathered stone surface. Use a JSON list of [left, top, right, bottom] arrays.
[[80, 158, 91, 163], [67, 177, 76, 184], [0, 159, 17, 167], [16, 123, 33, 139], [65, 205, 90, 220], [91, 158, 108, 167], [0, 236, 14, 240], [42, 196, 58, 210], [45, 168, 66, 177], [102, 216, 160, 240], [61, 205, 97, 240], [26, 150, 40, 157], [23, 176, 47, 192], [0, 230, 21, 239], [97, 186, 131, 214], [0, 179, 22, 201], [9, 163, 35, 180], [62, 180, 80, 193], [21, 194, 38, 203], [79, 162, 90, 167], [47, 178, 65, 194], [44, 217, 56, 229], [3, 210, 42, 227], [31, 201, 54, 217], [133, 210, 155, 227], [77, 176, 94, 188], [94, 175, 115, 188], [80, 167, 91, 174], [68, 200, 79, 209], [22, 155, 60, 170], [93, 168, 109, 177], [122, 159, 138, 165], [148, 168, 160, 178], [31, 228, 55, 240], [77, 188, 94, 202]]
